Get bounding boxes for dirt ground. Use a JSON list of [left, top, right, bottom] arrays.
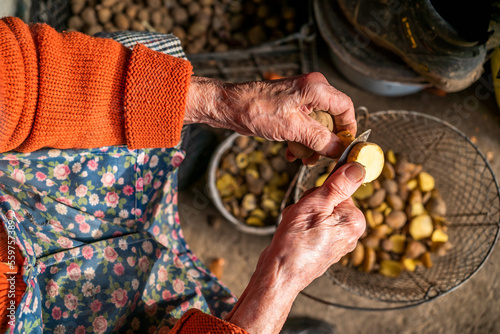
[[179, 55, 500, 333]]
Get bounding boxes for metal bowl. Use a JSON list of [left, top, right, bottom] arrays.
[[208, 132, 277, 236]]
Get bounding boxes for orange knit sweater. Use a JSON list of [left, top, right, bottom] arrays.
[[0, 17, 247, 334], [0, 17, 191, 152]]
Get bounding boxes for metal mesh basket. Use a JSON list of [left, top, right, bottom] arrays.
[[294, 110, 500, 306]]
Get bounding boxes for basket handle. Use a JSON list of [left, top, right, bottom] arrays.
[[355, 106, 370, 130]]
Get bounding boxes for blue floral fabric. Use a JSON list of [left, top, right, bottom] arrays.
[[0, 146, 236, 334]]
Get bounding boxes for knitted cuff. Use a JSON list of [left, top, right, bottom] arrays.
[[170, 309, 249, 334], [0, 18, 38, 153], [124, 43, 192, 149]]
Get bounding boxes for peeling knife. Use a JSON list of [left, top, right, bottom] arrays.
[[331, 129, 372, 174], [278, 129, 372, 218]]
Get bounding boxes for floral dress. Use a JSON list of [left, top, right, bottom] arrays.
[[0, 33, 236, 334]]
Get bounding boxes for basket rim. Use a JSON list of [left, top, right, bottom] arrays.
[[296, 109, 500, 309]]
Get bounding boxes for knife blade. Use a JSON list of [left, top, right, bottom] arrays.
[[331, 129, 372, 174]]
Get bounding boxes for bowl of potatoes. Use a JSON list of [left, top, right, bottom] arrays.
[[208, 132, 299, 235], [295, 110, 500, 307]]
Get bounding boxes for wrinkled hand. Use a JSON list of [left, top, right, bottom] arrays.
[[225, 163, 366, 333], [185, 73, 356, 162], [269, 162, 366, 289]]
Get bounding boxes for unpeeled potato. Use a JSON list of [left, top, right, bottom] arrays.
[[351, 242, 365, 267], [311, 111, 334, 131], [288, 110, 334, 159], [363, 247, 376, 272], [405, 240, 427, 259]]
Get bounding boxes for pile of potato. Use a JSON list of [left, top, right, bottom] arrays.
[[317, 150, 452, 278], [216, 136, 291, 227], [67, 0, 304, 53]]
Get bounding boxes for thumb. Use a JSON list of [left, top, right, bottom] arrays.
[[302, 162, 366, 213], [293, 114, 345, 158]]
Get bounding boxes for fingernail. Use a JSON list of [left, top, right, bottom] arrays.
[[326, 142, 343, 158], [345, 163, 365, 182]]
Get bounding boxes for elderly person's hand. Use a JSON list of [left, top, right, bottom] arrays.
[[184, 72, 356, 164], [224, 163, 366, 333]]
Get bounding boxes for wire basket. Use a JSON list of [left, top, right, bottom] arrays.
[[294, 110, 500, 308]]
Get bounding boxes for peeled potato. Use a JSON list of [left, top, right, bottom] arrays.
[[389, 234, 406, 254], [386, 149, 397, 165], [420, 252, 433, 268], [375, 202, 388, 213], [242, 194, 257, 211], [352, 182, 374, 200], [216, 174, 237, 197], [406, 202, 425, 218], [409, 215, 434, 240], [246, 216, 264, 226], [250, 208, 266, 220], [407, 179, 418, 191], [365, 210, 377, 228], [402, 258, 417, 272], [347, 142, 385, 183], [431, 229, 449, 243], [418, 172, 435, 192], [235, 153, 249, 169], [379, 260, 402, 278], [315, 173, 329, 187]]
